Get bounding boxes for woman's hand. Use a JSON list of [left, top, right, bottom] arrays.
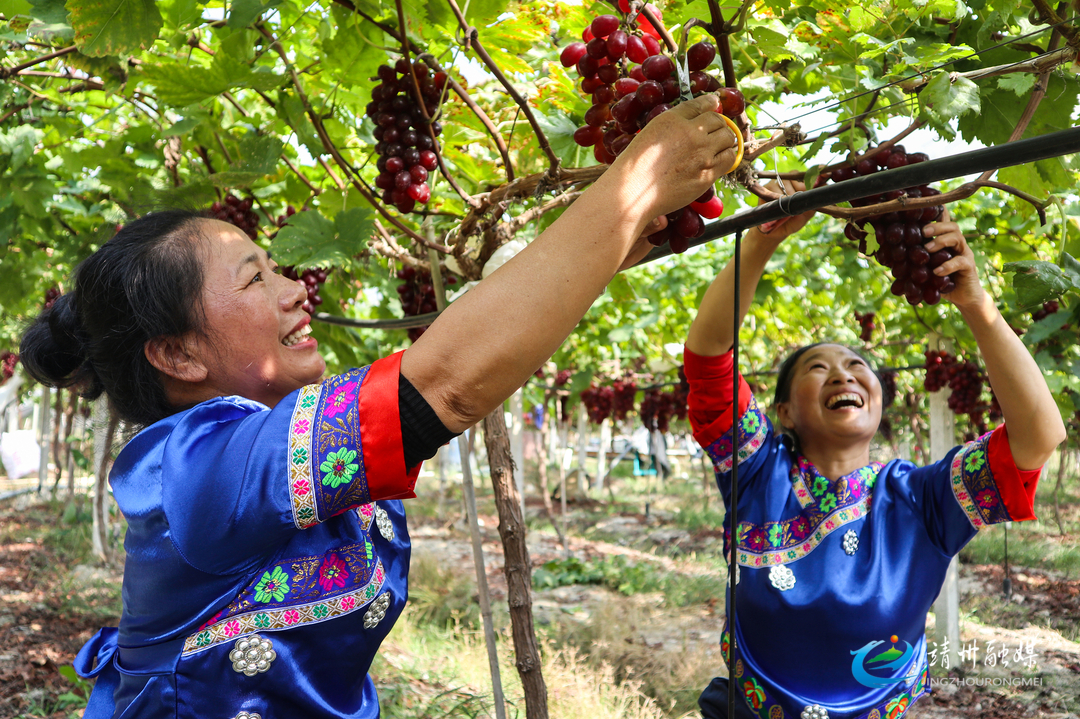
[[618, 215, 667, 271], [750, 180, 816, 243], [922, 209, 988, 309]]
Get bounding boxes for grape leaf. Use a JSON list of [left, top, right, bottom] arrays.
[[141, 54, 282, 106], [1023, 310, 1070, 345], [27, 0, 66, 23], [1002, 259, 1078, 308], [920, 72, 980, 119], [226, 0, 283, 28], [997, 72, 1036, 97], [272, 208, 372, 271], [66, 0, 162, 57]]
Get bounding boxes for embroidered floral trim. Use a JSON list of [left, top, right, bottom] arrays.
[[321, 447, 359, 488], [705, 396, 770, 474], [950, 432, 1008, 529], [312, 367, 373, 519], [183, 560, 386, 655], [254, 566, 290, 603], [288, 383, 323, 529]]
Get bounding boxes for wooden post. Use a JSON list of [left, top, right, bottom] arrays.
[[91, 396, 118, 562], [510, 387, 526, 517], [593, 418, 610, 493], [929, 334, 960, 671], [576, 404, 588, 493], [481, 408, 548, 719], [37, 387, 51, 494], [457, 432, 508, 719]]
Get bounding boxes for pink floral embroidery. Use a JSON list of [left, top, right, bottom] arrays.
[[340, 596, 356, 611], [324, 381, 358, 418], [825, 520, 835, 530], [318, 553, 350, 591], [223, 620, 241, 637], [197, 611, 223, 632], [283, 610, 300, 625], [976, 489, 998, 508], [790, 518, 811, 539], [293, 418, 311, 435], [292, 479, 311, 496]]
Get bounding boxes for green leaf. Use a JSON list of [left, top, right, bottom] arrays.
[[141, 53, 282, 106], [27, 0, 66, 24], [227, 0, 269, 28], [997, 72, 1036, 97], [1002, 259, 1077, 308], [0, 126, 44, 172], [607, 273, 637, 303], [864, 224, 880, 257], [66, 0, 163, 57], [271, 207, 372, 270], [921, 72, 980, 119], [1023, 310, 1070, 345]]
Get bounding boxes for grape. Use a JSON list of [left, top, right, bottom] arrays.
[[615, 77, 640, 97], [209, 193, 261, 241], [43, 286, 60, 310], [831, 165, 856, 183], [717, 87, 745, 118], [687, 41, 716, 71], [591, 14, 620, 39], [0, 351, 18, 384], [854, 311, 875, 342], [635, 80, 664, 108], [597, 64, 620, 85], [558, 42, 587, 66], [606, 30, 628, 59], [573, 125, 604, 147], [626, 35, 649, 63], [642, 55, 674, 81]]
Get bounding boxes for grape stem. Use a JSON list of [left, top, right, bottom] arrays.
[[628, 1, 678, 54], [394, 0, 479, 209], [0, 45, 76, 80], [775, 120, 926, 179], [444, 0, 561, 174], [1026, 0, 1079, 49], [282, 156, 324, 196], [702, 0, 750, 135]]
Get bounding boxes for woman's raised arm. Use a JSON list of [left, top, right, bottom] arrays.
[[685, 181, 815, 357], [923, 211, 1066, 469], [401, 94, 739, 433]]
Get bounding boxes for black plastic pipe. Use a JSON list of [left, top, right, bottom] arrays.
[[639, 124, 1080, 263]]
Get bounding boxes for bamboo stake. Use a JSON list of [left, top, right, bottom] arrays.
[[458, 431, 508, 719]]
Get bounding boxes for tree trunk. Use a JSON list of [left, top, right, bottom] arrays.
[[1053, 441, 1068, 536], [481, 408, 548, 719], [535, 396, 566, 547], [50, 388, 62, 489], [92, 398, 119, 562], [66, 394, 81, 497], [53, 392, 77, 495]]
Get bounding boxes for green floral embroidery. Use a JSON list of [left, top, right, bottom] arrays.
[[254, 566, 290, 603], [291, 447, 309, 465], [811, 475, 829, 497], [964, 449, 986, 473], [786, 550, 798, 560], [253, 613, 271, 628], [312, 604, 329, 619], [820, 494, 837, 513], [742, 412, 761, 433], [297, 506, 315, 521], [321, 447, 359, 488], [195, 631, 211, 647], [768, 524, 783, 547], [301, 394, 317, 409]]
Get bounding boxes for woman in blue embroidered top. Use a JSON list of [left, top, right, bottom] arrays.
[[19, 95, 739, 719], [684, 191, 1065, 719]]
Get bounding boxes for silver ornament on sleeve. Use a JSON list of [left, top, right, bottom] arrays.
[[768, 564, 796, 592], [229, 634, 276, 676], [363, 592, 392, 629], [232, 713, 262, 719], [801, 705, 829, 719], [374, 504, 395, 541], [842, 529, 859, 555]]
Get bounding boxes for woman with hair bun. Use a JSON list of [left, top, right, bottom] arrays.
[[20, 95, 738, 719], [684, 192, 1065, 719]]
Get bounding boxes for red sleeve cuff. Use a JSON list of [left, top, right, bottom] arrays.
[[684, 346, 753, 447], [987, 425, 1040, 522], [358, 351, 420, 502]]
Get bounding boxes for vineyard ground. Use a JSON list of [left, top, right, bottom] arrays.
[[1, 456, 1079, 719]]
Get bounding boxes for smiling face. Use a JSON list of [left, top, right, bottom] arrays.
[[775, 344, 883, 453], [188, 219, 325, 406]]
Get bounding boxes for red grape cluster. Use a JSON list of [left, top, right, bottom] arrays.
[[396, 266, 456, 342], [1031, 300, 1059, 321], [368, 59, 447, 215], [279, 266, 329, 315], [44, 287, 60, 310], [640, 388, 679, 433], [923, 349, 956, 392], [581, 384, 615, 424], [612, 378, 637, 421], [854, 311, 876, 342], [209, 193, 260, 240], [561, 11, 739, 254], [1, 351, 17, 384], [555, 369, 573, 387], [830, 146, 956, 306], [923, 349, 988, 430], [879, 369, 897, 404]]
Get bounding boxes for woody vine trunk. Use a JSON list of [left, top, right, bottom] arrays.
[[481, 407, 548, 719]]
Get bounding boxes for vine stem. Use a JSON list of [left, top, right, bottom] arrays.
[[632, 2, 677, 53], [1030, 0, 1080, 48], [421, 53, 515, 181], [282, 156, 323, 195], [258, 26, 451, 253], [774, 120, 925, 180], [0, 45, 76, 79], [444, 0, 560, 173], [394, 0, 478, 208]]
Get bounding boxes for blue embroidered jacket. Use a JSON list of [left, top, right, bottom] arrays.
[[685, 347, 1040, 719], [75, 353, 420, 719]]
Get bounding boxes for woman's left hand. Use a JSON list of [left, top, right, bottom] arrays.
[[923, 209, 987, 309], [618, 215, 667, 271]]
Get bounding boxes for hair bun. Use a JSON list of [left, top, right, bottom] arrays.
[[19, 293, 97, 391]]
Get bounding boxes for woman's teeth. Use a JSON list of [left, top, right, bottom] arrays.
[[282, 324, 312, 347], [826, 393, 864, 409]]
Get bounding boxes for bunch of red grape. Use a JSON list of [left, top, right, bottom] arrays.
[[209, 193, 260, 240], [830, 146, 956, 306], [1, 351, 17, 383], [673, 367, 690, 421], [279, 266, 329, 315], [879, 369, 897, 404], [560, 11, 738, 253], [44, 287, 60, 310], [854, 311, 876, 342], [1031, 300, 1059, 321], [396, 266, 456, 342], [640, 388, 678, 433], [924, 349, 989, 430], [923, 349, 956, 392], [611, 378, 637, 421], [368, 59, 447, 215], [555, 369, 573, 387], [581, 384, 615, 424]]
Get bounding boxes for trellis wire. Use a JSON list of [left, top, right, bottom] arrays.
[[775, 18, 1074, 126]]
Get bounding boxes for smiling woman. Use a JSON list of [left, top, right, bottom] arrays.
[[18, 92, 739, 719], [684, 188, 1066, 719]]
